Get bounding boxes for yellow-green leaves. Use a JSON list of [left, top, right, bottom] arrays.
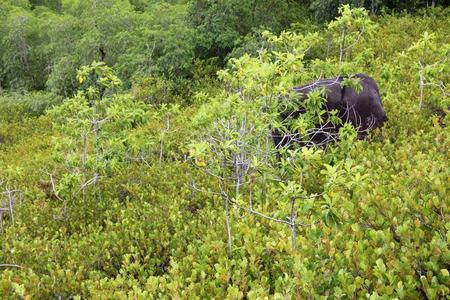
[[188, 142, 210, 168], [76, 61, 122, 102], [406, 31, 449, 110], [340, 76, 363, 93], [328, 5, 377, 64]]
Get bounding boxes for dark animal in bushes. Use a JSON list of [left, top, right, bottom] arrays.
[[272, 73, 388, 148]]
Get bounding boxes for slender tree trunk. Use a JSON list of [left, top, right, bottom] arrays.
[[220, 161, 232, 258], [99, 47, 106, 62], [159, 137, 164, 166], [419, 64, 425, 110], [234, 145, 241, 199], [235, 160, 240, 198], [339, 29, 346, 64], [91, 102, 103, 210], [290, 197, 297, 252], [7, 189, 14, 228], [249, 183, 253, 210], [93, 120, 99, 184], [82, 133, 88, 208], [418, 37, 427, 110], [224, 191, 232, 258]]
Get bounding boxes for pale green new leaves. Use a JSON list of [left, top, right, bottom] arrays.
[[48, 93, 91, 135], [340, 76, 363, 93], [279, 180, 303, 199], [77, 61, 122, 102], [328, 4, 377, 64], [328, 5, 371, 31], [189, 6, 378, 237], [407, 31, 449, 109]]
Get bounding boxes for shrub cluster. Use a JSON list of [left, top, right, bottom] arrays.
[[0, 5, 448, 299]]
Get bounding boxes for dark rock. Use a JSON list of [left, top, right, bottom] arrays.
[[272, 73, 387, 148]]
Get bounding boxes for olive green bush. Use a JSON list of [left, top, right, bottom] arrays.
[[0, 4, 449, 300]]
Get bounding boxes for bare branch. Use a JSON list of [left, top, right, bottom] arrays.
[[0, 264, 22, 269], [49, 173, 64, 201], [230, 199, 291, 225], [189, 181, 222, 196]]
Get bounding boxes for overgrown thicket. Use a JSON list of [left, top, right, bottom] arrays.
[[0, 0, 196, 96], [1, 0, 448, 97], [0, 2, 449, 299]]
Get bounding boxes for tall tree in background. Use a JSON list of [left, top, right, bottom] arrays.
[[188, 0, 308, 61], [308, 0, 448, 22], [29, 0, 62, 11]]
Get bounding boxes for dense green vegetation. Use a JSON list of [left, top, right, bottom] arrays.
[[1, 0, 449, 299]]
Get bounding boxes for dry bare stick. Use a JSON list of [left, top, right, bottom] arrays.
[[6, 188, 15, 227], [129, 155, 151, 167], [49, 174, 63, 201], [0, 188, 21, 232], [219, 175, 233, 258], [0, 264, 22, 269], [0, 187, 5, 232], [79, 174, 105, 191], [189, 181, 223, 197], [81, 132, 88, 207], [343, 30, 365, 55], [230, 200, 291, 226], [289, 197, 297, 252], [90, 117, 108, 204], [0, 209, 4, 233], [419, 61, 425, 110], [293, 77, 341, 93], [48, 173, 71, 221], [192, 170, 323, 255], [423, 81, 449, 97]]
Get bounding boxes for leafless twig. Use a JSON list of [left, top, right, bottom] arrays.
[[0, 264, 22, 269]]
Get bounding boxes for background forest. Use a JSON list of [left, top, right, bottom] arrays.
[[0, 0, 449, 299]]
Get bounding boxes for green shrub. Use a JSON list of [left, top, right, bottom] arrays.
[[0, 5, 449, 300], [0, 91, 62, 123]]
